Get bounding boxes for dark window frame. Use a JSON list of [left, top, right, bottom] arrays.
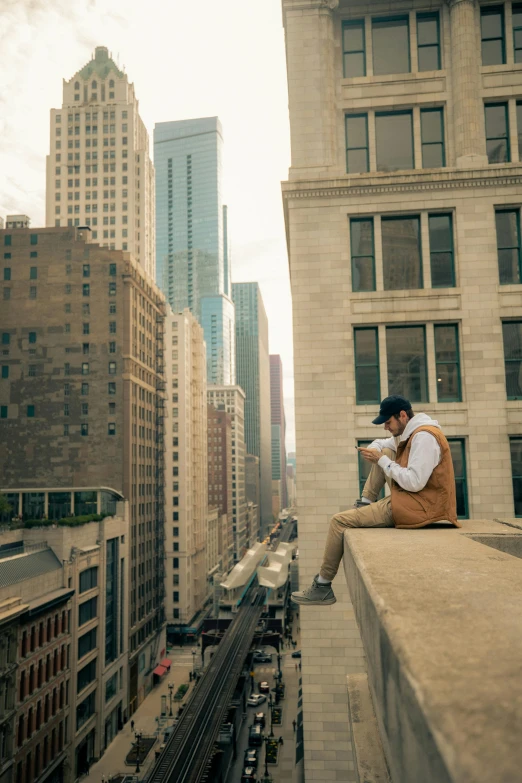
[[354, 327, 380, 404], [350, 217, 376, 292], [481, 5, 506, 65], [485, 102, 510, 163], [434, 323, 462, 402], [495, 208, 522, 284], [416, 11, 441, 71], [345, 113, 369, 174], [429, 212, 455, 288], [421, 107, 446, 168], [342, 19, 366, 77]]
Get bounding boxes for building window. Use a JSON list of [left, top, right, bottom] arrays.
[[3, 268, 10, 281], [386, 325, 428, 402], [342, 20, 365, 77], [81, 403, 88, 416], [429, 213, 455, 288], [481, 5, 505, 65], [82, 383, 89, 395], [421, 108, 445, 168], [83, 264, 90, 277], [108, 422, 116, 435], [77, 658, 96, 694], [417, 12, 440, 71], [372, 16, 410, 75], [109, 263, 117, 276], [63, 423, 69, 435], [358, 440, 385, 500], [79, 566, 98, 593], [108, 382, 116, 395], [4, 236, 11, 246], [81, 423, 89, 436], [63, 404, 69, 416], [434, 324, 461, 402], [496, 209, 521, 284], [0, 406, 6, 419], [29, 266, 37, 280], [109, 342, 116, 353], [376, 111, 414, 172], [382, 216, 422, 290], [29, 286, 37, 300], [502, 321, 522, 399], [105, 673, 117, 703], [3, 288, 10, 300], [108, 282, 116, 295], [28, 365, 36, 376], [82, 362, 89, 375], [173, 557, 179, 568], [30, 234, 38, 246], [78, 628, 97, 660], [28, 331, 36, 344], [345, 114, 369, 174], [513, 4, 522, 62], [27, 405, 35, 418], [83, 283, 90, 297], [109, 321, 116, 334], [354, 328, 380, 404], [485, 103, 510, 163], [108, 361, 116, 374], [1, 366, 8, 379], [448, 439, 469, 519], [350, 218, 375, 292], [510, 437, 522, 515], [1, 333, 9, 345], [83, 323, 90, 335]]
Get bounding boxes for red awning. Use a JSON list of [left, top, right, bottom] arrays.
[[160, 658, 172, 669], [153, 665, 167, 677]]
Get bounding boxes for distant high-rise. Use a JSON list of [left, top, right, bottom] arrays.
[[270, 355, 287, 511], [45, 46, 155, 278], [232, 283, 272, 532], [154, 117, 235, 385]]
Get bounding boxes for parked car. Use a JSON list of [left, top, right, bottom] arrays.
[[253, 652, 272, 663], [244, 748, 259, 768], [248, 724, 263, 747], [291, 650, 302, 658], [253, 711, 266, 728], [247, 693, 266, 707], [241, 767, 256, 782], [259, 681, 270, 693]]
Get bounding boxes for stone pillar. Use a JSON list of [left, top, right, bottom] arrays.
[[282, 0, 339, 175], [445, 0, 489, 167]]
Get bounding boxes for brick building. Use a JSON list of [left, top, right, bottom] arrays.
[[207, 404, 233, 570]]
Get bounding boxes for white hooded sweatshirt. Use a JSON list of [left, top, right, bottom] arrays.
[[367, 412, 442, 494]]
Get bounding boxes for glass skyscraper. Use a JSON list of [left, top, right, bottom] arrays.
[[154, 117, 235, 384]]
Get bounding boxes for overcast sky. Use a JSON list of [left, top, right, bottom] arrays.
[[0, 0, 296, 451]]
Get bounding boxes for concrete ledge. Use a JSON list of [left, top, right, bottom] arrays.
[[342, 519, 522, 783], [347, 673, 391, 783]]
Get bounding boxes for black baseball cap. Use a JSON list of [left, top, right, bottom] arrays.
[[372, 395, 412, 425]]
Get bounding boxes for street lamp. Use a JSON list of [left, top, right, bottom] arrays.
[[191, 648, 196, 676], [134, 731, 142, 774], [168, 682, 174, 717]]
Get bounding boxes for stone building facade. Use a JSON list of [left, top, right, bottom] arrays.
[[164, 309, 208, 642], [207, 404, 234, 570], [282, 0, 522, 778], [45, 46, 155, 278], [0, 226, 166, 714]]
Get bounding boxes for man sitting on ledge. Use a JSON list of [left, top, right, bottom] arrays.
[[291, 395, 460, 607]]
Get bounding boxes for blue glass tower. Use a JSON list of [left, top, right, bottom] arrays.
[[154, 117, 235, 384]]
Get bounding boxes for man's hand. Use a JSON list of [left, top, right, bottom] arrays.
[[357, 447, 381, 464]]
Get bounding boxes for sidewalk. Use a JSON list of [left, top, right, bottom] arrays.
[[88, 653, 194, 782], [271, 609, 301, 783]]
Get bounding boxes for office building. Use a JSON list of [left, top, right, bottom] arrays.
[[154, 117, 235, 384], [0, 225, 166, 714], [45, 46, 155, 278], [232, 283, 272, 533], [207, 386, 247, 562], [245, 453, 261, 535], [270, 354, 287, 512], [207, 404, 234, 571], [282, 0, 522, 777], [164, 309, 208, 643]]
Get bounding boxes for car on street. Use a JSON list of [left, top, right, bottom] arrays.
[[244, 748, 259, 768], [248, 724, 263, 747], [259, 681, 270, 693], [253, 652, 272, 663], [247, 693, 266, 707], [253, 711, 266, 727], [291, 650, 302, 658], [241, 767, 256, 782]]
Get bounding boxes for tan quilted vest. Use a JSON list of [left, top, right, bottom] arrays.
[[390, 425, 460, 529]]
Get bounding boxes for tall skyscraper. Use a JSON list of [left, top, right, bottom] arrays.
[[270, 354, 287, 511], [207, 386, 247, 562], [232, 283, 272, 533], [45, 46, 155, 278], [154, 117, 235, 385], [0, 225, 166, 714], [164, 309, 208, 642]]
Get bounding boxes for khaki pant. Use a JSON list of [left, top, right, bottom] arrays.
[[320, 449, 395, 582]]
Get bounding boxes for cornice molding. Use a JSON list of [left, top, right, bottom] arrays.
[[283, 0, 339, 11], [282, 169, 522, 199], [444, 0, 477, 8]]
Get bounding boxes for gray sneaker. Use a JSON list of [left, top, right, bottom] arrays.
[[291, 575, 336, 606], [353, 497, 370, 508]]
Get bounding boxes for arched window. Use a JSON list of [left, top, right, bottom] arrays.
[[109, 79, 114, 88]]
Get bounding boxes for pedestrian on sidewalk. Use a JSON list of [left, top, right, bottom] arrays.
[[131, 719, 135, 732], [299, 661, 302, 671], [278, 736, 284, 745], [292, 719, 297, 732]]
